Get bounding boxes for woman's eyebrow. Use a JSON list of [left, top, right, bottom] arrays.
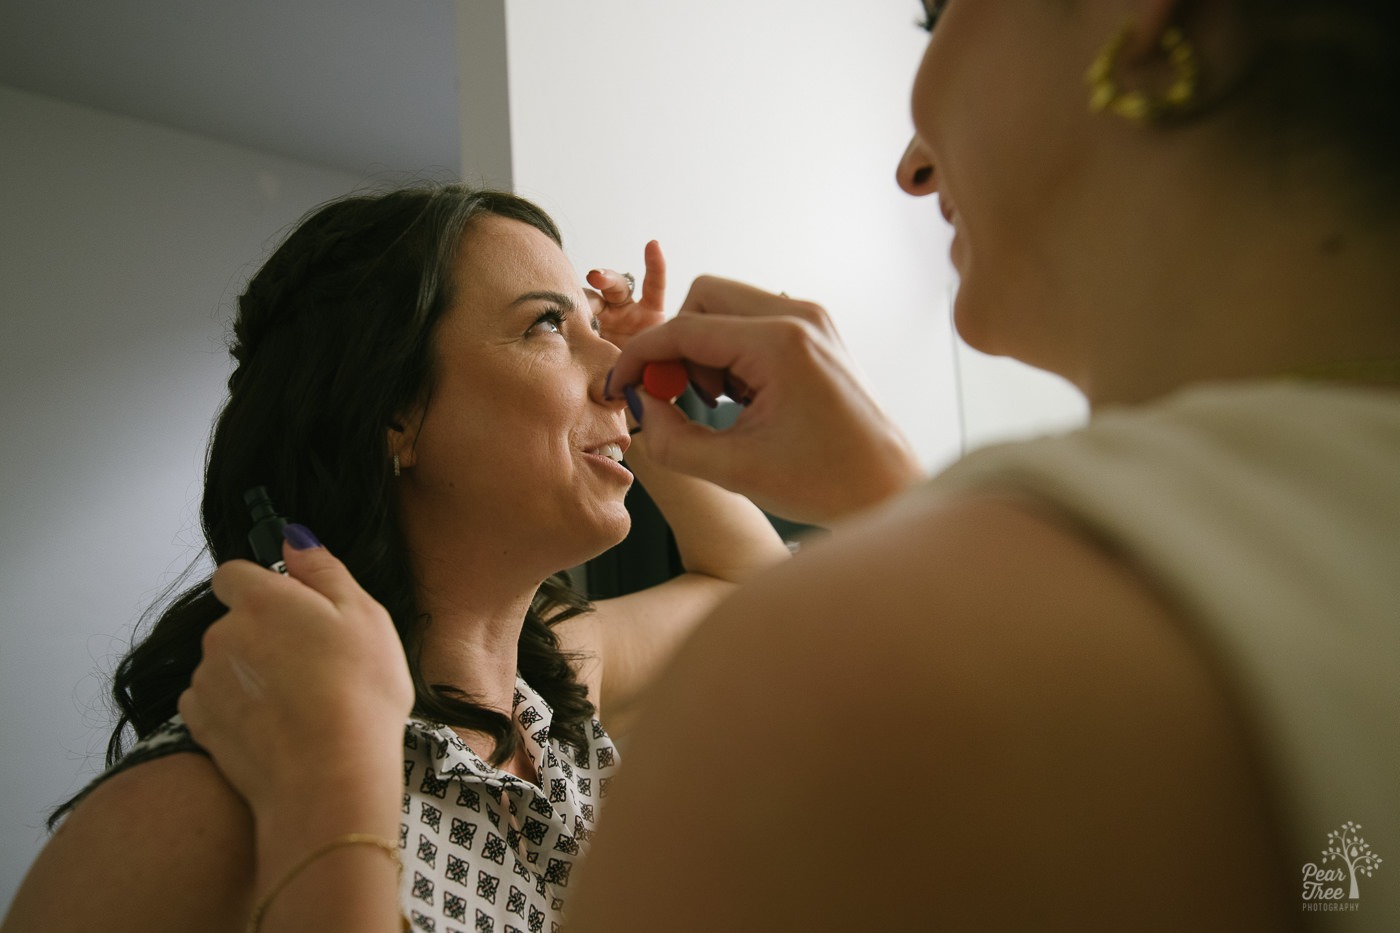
[[509, 290, 578, 309]]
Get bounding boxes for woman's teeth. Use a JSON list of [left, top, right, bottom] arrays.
[[590, 443, 624, 462]]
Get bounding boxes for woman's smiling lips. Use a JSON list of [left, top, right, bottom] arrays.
[[585, 439, 627, 462], [581, 435, 633, 481]]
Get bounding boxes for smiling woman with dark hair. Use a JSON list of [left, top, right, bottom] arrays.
[[2, 184, 790, 933]]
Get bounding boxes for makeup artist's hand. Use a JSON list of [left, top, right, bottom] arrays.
[[178, 530, 412, 825], [587, 240, 667, 349], [610, 277, 924, 525]]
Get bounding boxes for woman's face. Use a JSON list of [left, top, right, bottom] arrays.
[[900, 0, 1102, 371], [399, 215, 633, 575]]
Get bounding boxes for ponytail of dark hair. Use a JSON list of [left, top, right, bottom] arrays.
[[51, 185, 595, 827]]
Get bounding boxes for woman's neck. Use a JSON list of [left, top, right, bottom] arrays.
[[1053, 146, 1400, 410], [394, 490, 581, 720], [410, 550, 550, 721]]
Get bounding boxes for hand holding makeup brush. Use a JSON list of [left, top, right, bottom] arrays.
[[609, 276, 923, 525]]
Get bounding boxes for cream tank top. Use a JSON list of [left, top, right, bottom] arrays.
[[920, 381, 1399, 929]]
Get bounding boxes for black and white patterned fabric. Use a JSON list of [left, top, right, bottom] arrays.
[[400, 677, 619, 933], [87, 675, 620, 932]]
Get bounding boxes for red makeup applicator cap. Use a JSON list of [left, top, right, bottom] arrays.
[[642, 360, 689, 401]]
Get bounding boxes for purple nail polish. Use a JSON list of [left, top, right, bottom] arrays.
[[623, 384, 644, 424], [282, 523, 322, 550]]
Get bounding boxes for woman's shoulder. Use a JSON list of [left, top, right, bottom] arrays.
[[646, 490, 1220, 765], [591, 494, 1292, 926], [704, 490, 1189, 688], [8, 751, 255, 932], [69, 746, 252, 842]]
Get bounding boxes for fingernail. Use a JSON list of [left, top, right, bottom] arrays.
[[603, 368, 615, 400], [588, 269, 602, 278], [282, 523, 322, 550], [690, 380, 718, 409], [623, 384, 644, 424]]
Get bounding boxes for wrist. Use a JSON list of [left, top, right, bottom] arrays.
[[823, 444, 924, 523], [875, 445, 925, 504], [248, 833, 405, 933], [253, 768, 403, 878]]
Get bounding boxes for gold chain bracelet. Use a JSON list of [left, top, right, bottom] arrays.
[[247, 832, 408, 932]]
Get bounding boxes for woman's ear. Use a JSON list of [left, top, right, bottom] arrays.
[[387, 418, 418, 472], [1114, 0, 1188, 60], [1117, 0, 1239, 114]]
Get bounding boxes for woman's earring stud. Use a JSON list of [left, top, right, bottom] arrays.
[[393, 453, 401, 478]]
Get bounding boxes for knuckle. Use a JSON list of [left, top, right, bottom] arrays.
[[788, 298, 832, 327], [237, 583, 276, 616], [176, 690, 197, 726], [199, 619, 225, 655], [358, 600, 393, 630], [768, 316, 815, 351], [686, 275, 723, 306]]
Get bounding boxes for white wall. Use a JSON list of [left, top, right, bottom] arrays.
[[0, 84, 360, 910], [955, 339, 1089, 452], [502, 2, 1086, 470], [503, 0, 968, 471]]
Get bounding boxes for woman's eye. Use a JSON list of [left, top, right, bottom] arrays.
[[526, 309, 567, 337], [916, 0, 947, 33]]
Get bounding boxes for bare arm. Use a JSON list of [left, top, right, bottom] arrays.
[[174, 541, 413, 933], [233, 789, 404, 933], [565, 248, 791, 729], [2, 754, 254, 933], [560, 426, 791, 733], [569, 494, 1295, 931], [6, 541, 411, 933]]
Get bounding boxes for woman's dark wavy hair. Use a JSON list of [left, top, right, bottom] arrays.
[[1229, 0, 1400, 206], [51, 184, 595, 826]]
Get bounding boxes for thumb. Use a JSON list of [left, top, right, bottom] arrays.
[[278, 525, 369, 610], [630, 390, 742, 491]]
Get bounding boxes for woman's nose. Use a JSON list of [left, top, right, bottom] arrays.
[[896, 136, 938, 197], [589, 335, 627, 409]]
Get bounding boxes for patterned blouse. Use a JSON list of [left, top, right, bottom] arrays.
[[399, 677, 620, 932], [88, 676, 621, 933]]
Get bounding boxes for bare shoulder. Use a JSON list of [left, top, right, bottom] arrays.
[[4, 752, 253, 933], [572, 494, 1297, 931]]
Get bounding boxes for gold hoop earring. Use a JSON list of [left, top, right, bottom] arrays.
[[393, 453, 401, 477], [1086, 24, 1199, 124]]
